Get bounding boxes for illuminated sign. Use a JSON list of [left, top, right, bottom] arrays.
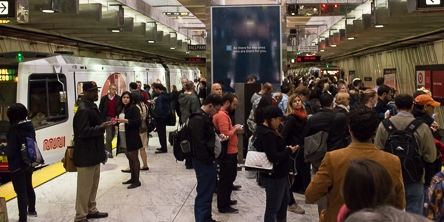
[[296, 56, 321, 62], [419, 0, 444, 7], [164, 12, 189, 16], [185, 57, 206, 63], [0, 0, 14, 18], [188, 45, 206, 51], [0, 68, 17, 81]]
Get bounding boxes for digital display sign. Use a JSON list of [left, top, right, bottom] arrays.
[[185, 58, 206, 63], [0, 68, 17, 81], [296, 56, 321, 62]]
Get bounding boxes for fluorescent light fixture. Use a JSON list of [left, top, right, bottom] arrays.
[[348, 37, 355, 40], [170, 47, 175, 49], [320, 50, 325, 52], [42, 9, 55, 13], [148, 40, 155, 43], [291, 59, 295, 63], [375, 25, 384, 28], [186, 51, 190, 54], [331, 44, 337, 47], [197, 55, 200, 57], [111, 29, 120, 33]]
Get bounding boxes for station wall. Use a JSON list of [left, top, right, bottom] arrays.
[[333, 39, 444, 127]]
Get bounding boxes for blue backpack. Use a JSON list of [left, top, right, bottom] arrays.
[[16, 132, 44, 167]]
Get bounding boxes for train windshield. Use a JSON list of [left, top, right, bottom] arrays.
[[28, 74, 68, 129]]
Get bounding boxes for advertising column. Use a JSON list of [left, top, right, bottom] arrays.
[[211, 5, 282, 92]]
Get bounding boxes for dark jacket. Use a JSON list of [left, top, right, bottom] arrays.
[[304, 101, 319, 115], [116, 105, 142, 152], [170, 90, 179, 111], [281, 114, 306, 149], [189, 109, 216, 165], [73, 99, 106, 167], [154, 91, 171, 120], [99, 94, 121, 122], [178, 92, 201, 122], [374, 98, 390, 121], [255, 123, 292, 178], [3, 120, 35, 172], [304, 109, 347, 151]]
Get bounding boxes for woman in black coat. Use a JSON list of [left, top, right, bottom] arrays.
[[0, 103, 38, 222], [116, 91, 143, 189], [281, 94, 309, 214]]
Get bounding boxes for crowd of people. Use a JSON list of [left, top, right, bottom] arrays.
[[2, 74, 444, 222]]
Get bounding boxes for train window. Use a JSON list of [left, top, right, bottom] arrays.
[[28, 74, 68, 129]]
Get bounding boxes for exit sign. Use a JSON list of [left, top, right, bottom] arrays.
[[185, 58, 206, 63]]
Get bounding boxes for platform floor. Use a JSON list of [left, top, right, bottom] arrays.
[[5, 127, 320, 222]]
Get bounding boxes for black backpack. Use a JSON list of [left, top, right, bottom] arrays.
[[382, 119, 423, 184], [173, 113, 200, 161]]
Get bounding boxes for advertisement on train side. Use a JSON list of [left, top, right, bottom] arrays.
[[211, 5, 282, 92]]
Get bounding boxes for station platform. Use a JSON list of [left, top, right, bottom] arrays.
[[3, 126, 319, 222]]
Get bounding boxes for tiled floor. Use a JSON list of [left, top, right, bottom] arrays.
[[6, 127, 320, 222]]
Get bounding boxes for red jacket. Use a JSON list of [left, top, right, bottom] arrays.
[[213, 109, 238, 154]]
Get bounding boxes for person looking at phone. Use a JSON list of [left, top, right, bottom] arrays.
[[212, 92, 243, 214]]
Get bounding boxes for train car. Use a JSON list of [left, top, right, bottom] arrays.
[[169, 65, 201, 89], [310, 66, 344, 79], [0, 55, 167, 172]]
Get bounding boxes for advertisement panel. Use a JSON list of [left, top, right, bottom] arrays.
[[383, 68, 397, 89], [212, 5, 282, 92], [432, 70, 444, 99]]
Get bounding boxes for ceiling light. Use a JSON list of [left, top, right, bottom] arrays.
[[330, 45, 337, 47], [170, 47, 175, 49], [148, 40, 155, 43], [111, 29, 120, 33], [348, 37, 355, 40], [320, 50, 325, 52], [42, 9, 55, 13], [186, 51, 190, 54], [375, 25, 384, 28]]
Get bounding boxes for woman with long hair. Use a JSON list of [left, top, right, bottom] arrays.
[[121, 93, 149, 172], [116, 91, 143, 189], [281, 94, 308, 214], [1, 103, 38, 221], [254, 105, 298, 222]]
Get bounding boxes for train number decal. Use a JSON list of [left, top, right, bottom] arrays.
[[43, 136, 66, 151]]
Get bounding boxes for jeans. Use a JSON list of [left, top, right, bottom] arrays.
[[193, 158, 217, 222], [260, 175, 289, 222], [405, 182, 424, 215], [10, 166, 35, 222], [217, 154, 238, 210], [156, 118, 167, 151], [105, 116, 116, 155]]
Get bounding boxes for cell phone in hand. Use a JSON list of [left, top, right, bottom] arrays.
[[240, 125, 244, 128]]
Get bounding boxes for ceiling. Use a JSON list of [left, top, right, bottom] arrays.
[[0, 0, 443, 64]]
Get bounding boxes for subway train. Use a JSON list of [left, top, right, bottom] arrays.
[[0, 54, 200, 172]]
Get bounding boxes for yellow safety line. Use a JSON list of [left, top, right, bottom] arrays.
[[0, 138, 117, 201], [0, 162, 66, 201]]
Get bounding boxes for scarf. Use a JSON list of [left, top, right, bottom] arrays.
[[293, 109, 307, 121], [336, 104, 349, 112]]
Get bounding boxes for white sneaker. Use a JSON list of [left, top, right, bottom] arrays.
[[288, 203, 305, 214]]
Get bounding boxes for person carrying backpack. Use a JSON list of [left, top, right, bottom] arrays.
[[0, 103, 39, 222], [152, 83, 171, 154], [375, 94, 437, 215]]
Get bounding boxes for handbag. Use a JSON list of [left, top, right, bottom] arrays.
[[167, 112, 176, 126], [61, 146, 77, 172], [245, 150, 273, 173], [245, 135, 258, 179], [147, 118, 156, 132]]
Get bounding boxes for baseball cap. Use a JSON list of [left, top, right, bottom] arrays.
[[82, 81, 101, 91], [415, 94, 440, 107], [352, 78, 361, 83]]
